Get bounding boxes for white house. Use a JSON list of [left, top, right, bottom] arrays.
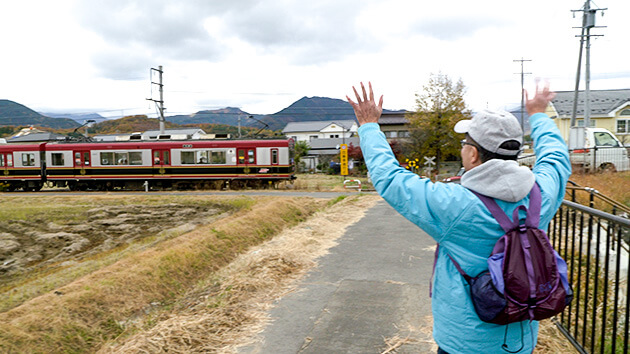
[[282, 120, 357, 143]]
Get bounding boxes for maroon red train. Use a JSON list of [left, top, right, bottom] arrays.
[[0, 138, 295, 191]]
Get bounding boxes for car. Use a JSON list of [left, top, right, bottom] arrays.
[[443, 167, 465, 184]]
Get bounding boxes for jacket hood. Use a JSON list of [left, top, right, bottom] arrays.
[[460, 159, 535, 202]]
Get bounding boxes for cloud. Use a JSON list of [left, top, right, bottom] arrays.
[[411, 16, 510, 41], [74, 0, 376, 75]]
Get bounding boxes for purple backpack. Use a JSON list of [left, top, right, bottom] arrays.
[[446, 183, 573, 324]]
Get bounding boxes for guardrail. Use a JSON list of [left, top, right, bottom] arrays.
[[548, 200, 630, 353]]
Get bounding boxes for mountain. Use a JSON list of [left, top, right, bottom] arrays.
[[165, 97, 404, 131], [0, 100, 80, 129], [168, 107, 254, 126], [41, 112, 107, 124]]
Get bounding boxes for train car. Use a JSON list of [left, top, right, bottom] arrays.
[[0, 138, 296, 191], [0, 143, 46, 191]]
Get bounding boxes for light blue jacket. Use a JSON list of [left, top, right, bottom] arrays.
[[358, 113, 571, 353]]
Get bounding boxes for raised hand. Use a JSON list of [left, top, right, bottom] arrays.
[[347, 82, 383, 126], [525, 80, 556, 116]]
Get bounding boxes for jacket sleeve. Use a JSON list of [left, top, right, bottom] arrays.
[[358, 123, 469, 241], [529, 113, 571, 215]]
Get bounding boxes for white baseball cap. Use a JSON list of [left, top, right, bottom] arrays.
[[454, 109, 523, 156]]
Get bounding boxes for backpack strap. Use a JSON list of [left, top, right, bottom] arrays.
[[470, 183, 542, 231]]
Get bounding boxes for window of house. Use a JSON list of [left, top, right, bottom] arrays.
[[577, 120, 596, 128], [617, 119, 629, 134], [398, 131, 410, 138], [309, 135, 318, 141], [620, 109, 630, 116], [51, 153, 65, 166], [329, 134, 339, 138]]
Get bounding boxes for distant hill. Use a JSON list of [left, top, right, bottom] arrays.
[[168, 107, 254, 126], [165, 97, 404, 131], [89, 115, 180, 134], [0, 100, 79, 129], [41, 112, 107, 124]]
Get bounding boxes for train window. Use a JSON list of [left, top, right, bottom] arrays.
[[248, 150, 255, 163], [181, 151, 195, 164], [23, 153, 35, 166], [211, 151, 226, 164], [115, 152, 128, 165], [271, 149, 278, 164], [129, 152, 142, 165], [84, 152, 90, 165], [51, 153, 65, 166], [101, 152, 114, 165], [7, 154, 12, 167], [0, 154, 4, 167], [164, 151, 170, 164], [238, 150, 245, 164], [75, 152, 81, 165], [197, 151, 209, 164]]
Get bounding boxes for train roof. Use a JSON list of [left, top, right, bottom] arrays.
[[40, 138, 292, 150]]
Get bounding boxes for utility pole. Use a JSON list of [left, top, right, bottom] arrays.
[[513, 58, 531, 136], [571, 1, 606, 129], [147, 66, 166, 134]]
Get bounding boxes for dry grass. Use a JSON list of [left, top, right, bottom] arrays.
[[99, 194, 381, 353], [290, 173, 373, 191], [568, 171, 630, 210], [535, 319, 579, 353], [0, 195, 328, 353]]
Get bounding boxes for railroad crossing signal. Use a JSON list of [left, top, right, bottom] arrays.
[[340, 144, 348, 176], [423, 156, 436, 179]]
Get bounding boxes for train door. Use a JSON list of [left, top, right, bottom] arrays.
[[152, 149, 170, 176], [73, 150, 91, 176], [237, 148, 255, 174], [0, 152, 12, 178]]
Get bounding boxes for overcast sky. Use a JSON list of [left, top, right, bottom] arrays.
[[0, 0, 627, 119]]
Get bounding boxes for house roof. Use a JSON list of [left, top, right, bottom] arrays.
[[379, 111, 410, 125], [306, 137, 361, 155], [282, 120, 356, 133], [551, 89, 630, 118], [8, 132, 66, 143]]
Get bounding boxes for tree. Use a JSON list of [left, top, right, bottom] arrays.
[[293, 140, 310, 172], [405, 73, 472, 172]]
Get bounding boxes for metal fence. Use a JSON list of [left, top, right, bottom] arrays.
[[548, 200, 630, 353], [568, 146, 630, 173]]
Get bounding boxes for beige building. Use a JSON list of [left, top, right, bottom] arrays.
[[548, 89, 630, 145]]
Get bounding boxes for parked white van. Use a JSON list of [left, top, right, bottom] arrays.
[[568, 127, 630, 172]]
